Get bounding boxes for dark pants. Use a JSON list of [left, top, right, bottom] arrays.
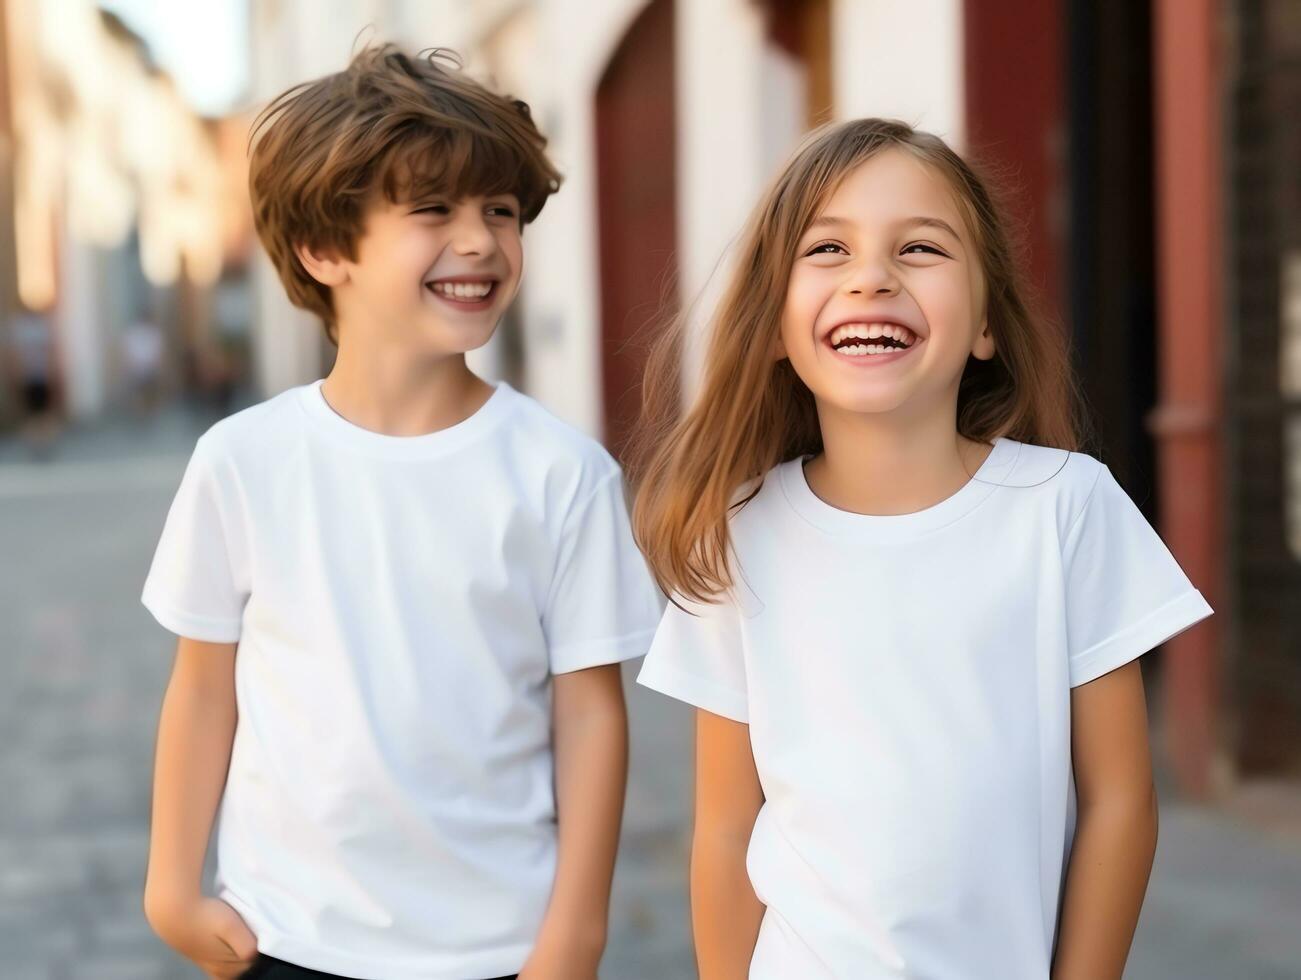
[[241, 954, 518, 979]]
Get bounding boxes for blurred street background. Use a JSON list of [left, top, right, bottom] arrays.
[[1, 0, 1299, 977]]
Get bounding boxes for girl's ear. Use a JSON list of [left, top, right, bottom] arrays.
[[295, 243, 350, 288], [971, 315, 996, 361], [773, 335, 788, 361]]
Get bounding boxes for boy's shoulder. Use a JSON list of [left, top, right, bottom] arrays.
[[499, 385, 623, 488], [188, 381, 626, 508], [192, 384, 308, 463]]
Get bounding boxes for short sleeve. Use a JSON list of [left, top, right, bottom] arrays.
[[141, 435, 249, 643], [543, 471, 663, 674], [1063, 464, 1213, 687], [637, 592, 749, 722]]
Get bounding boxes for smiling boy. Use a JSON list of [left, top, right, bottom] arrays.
[[140, 46, 661, 980]]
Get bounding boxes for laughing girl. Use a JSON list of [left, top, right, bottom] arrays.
[[632, 119, 1213, 980]]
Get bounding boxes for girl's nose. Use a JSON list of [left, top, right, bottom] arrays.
[[845, 260, 901, 297]]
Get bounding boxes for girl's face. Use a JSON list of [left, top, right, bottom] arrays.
[[778, 149, 995, 421]]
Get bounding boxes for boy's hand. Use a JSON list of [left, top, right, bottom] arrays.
[[517, 928, 603, 980], [147, 894, 258, 979]]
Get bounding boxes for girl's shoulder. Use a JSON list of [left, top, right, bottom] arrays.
[[997, 438, 1112, 533], [726, 442, 1112, 544], [998, 439, 1102, 490]]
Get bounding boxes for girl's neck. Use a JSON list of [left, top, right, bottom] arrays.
[[804, 404, 993, 517], [320, 340, 493, 438]]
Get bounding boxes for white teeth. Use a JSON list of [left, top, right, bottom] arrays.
[[829, 322, 917, 352], [836, 341, 911, 357], [429, 281, 492, 300]]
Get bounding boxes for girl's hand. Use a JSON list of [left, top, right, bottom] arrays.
[[147, 894, 258, 979]]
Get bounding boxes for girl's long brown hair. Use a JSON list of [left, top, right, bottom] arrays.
[[627, 118, 1087, 604]]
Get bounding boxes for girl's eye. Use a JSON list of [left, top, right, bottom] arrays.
[[902, 242, 946, 256], [805, 241, 846, 256]]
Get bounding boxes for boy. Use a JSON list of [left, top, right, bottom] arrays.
[[141, 46, 662, 980]]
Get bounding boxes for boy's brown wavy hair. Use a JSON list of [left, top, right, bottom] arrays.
[[629, 118, 1086, 604], [248, 45, 562, 342]]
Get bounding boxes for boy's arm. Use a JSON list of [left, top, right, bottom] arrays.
[[692, 709, 765, 980], [143, 637, 258, 979], [1052, 659, 1159, 980], [521, 663, 629, 980]]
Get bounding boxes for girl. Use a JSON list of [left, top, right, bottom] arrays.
[[631, 119, 1213, 979]]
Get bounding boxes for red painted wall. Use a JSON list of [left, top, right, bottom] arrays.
[[594, 0, 677, 460], [963, 1, 1068, 323]]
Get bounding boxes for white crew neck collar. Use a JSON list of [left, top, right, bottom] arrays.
[[295, 379, 515, 460], [778, 437, 1022, 542]]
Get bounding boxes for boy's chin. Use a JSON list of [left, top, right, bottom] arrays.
[[435, 323, 502, 356]]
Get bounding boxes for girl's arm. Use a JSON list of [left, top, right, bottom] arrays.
[[521, 663, 629, 980], [693, 709, 766, 980], [1052, 659, 1159, 980], [143, 637, 258, 979]]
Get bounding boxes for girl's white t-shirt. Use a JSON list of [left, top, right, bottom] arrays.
[[638, 438, 1212, 980], [143, 380, 662, 980]]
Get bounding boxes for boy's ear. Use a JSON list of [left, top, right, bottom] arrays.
[[295, 242, 350, 288]]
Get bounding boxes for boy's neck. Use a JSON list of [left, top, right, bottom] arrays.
[[320, 342, 495, 438]]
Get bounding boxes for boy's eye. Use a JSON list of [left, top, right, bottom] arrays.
[[412, 203, 450, 215], [486, 205, 517, 218]]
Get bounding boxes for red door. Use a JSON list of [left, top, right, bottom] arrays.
[[594, 0, 677, 460]]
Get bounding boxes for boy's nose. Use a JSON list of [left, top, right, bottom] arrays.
[[450, 214, 497, 256]]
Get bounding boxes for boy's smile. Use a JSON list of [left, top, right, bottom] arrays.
[[424, 274, 501, 313], [306, 190, 524, 355]]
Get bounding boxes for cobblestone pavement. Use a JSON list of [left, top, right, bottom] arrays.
[[2, 415, 1298, 979]]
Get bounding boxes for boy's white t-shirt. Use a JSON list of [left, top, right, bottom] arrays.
[[638, 438, 1213, 980], [143, 380, 662, 980]]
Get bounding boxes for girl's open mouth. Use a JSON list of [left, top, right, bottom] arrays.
[[825, 322, 921, 363]]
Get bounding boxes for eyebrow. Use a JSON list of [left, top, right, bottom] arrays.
[[806, 214, 963, 241]]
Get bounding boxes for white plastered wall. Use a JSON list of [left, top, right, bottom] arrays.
[[830, 0, 965, 149]]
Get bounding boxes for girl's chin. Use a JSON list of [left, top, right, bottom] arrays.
[[806, 378, 922, 417]]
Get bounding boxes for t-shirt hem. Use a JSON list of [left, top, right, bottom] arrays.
[[141, 586, 241, 643], [550, 627, 658, 674], [1069, 589, 1213, 687], [637, 658, 749, 722], [253, 928, 531, 980]]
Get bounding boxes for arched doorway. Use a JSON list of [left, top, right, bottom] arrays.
[[594, 0, 676, 460]]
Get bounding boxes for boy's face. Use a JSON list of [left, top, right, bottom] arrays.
[[324, 190, 524, 355]]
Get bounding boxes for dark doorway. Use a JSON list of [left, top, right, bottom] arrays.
[[1065, 0, 1158, 500], [1225, 0, 1301, 775]]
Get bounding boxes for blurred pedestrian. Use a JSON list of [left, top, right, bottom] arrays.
[[8, 309, 62, 457], [121, 316, 165, 418]]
